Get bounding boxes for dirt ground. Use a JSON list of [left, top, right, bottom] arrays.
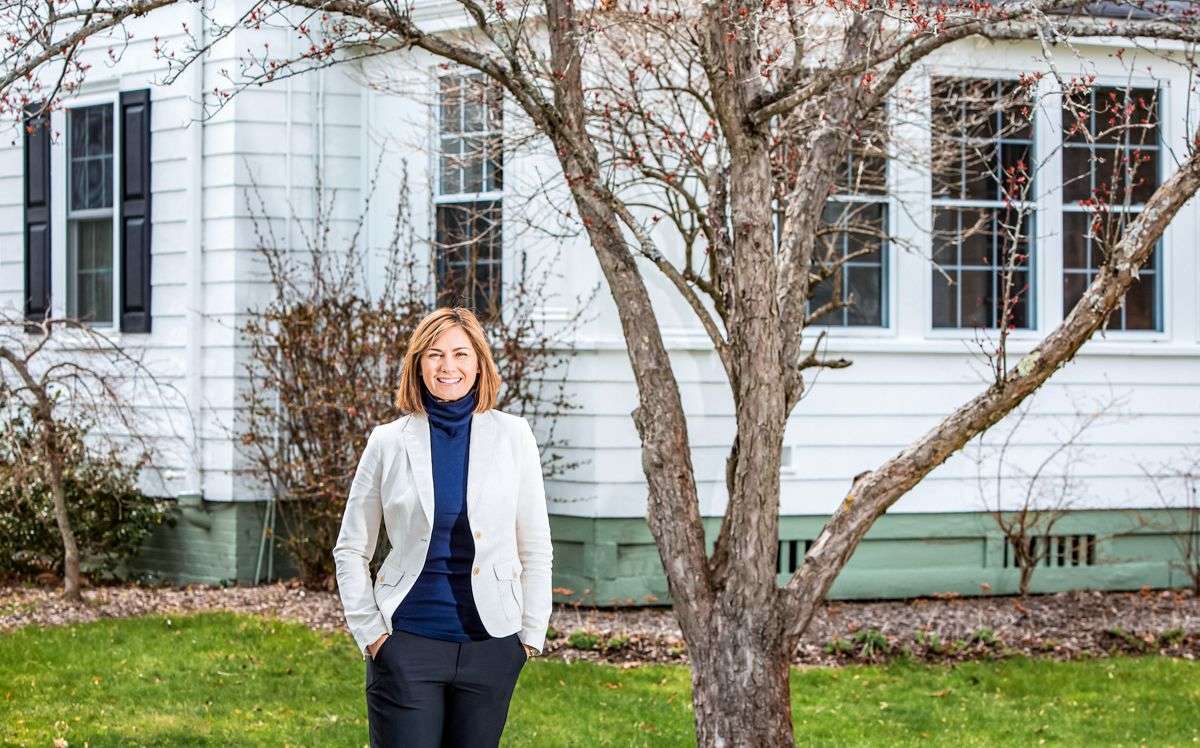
[[1, 581, 1196, 666]]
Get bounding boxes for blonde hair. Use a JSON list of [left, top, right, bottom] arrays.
[[394, 307, 501, 415]]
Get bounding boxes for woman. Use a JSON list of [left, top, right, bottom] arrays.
[[333, 307, 553, 747]]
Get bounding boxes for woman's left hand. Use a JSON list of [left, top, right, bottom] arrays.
[[521, 643, 537, 658]]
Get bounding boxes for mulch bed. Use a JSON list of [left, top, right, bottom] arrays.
[[1, 580, 1197, 667]]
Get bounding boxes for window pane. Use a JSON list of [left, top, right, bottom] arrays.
[[843, 202, 883, 261], [959, 270, 992, 327], [462, 76, 487, 132], [1004, 270, 1031, 329], [440, 77, 461, 132], [932, 269, 957, 328], [810, 200, 886, 327], [1062, 212, 1090, 269], [931, 77, 1034, 202], [1128, 147, 1158, 204], [930, 139, 961, 199], [931, 208, 959, 265], [1123, 272, 1156, 330], [435, 201, 502, 316], [1000, 80, 1034, 140], [461, 136, 485, 193], [1063, 272, 1089, 315], [1062, 86, 1159, 207], [486, 136, 504, 192], [930, 207, 1033, 329], [1000, 142, 1032, 201], [439, 73, 502, 198], [1096, 86, 1157, 146], [845, 265, 882, 326], [1061, 146, 1093, 204], [808, 273, 838, 325], [69, 218, 113, 324], [960, 209, 992, 267], [834, 103, 888, 195], [440, 138, 462, 195], [69, 104, 114, 211]]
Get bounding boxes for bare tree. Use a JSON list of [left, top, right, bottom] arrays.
[[970, 389, 1127, 597], [6, 0, 1200, 742], [234, 159, 591, 586], [0, 310, 191, 602]]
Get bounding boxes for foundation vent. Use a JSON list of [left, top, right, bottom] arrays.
[[1003, 534, 1096, 568], [777, 538, 814, 574]]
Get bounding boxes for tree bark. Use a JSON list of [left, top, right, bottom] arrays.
[[691, 609, 793, 747], [43, 432, 83, 603]]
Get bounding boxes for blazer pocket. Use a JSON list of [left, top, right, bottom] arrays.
[[493, 563, 522, 623], [374, 557, 408, 590]]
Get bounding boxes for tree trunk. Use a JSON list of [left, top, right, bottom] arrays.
[[42, 430, 82, 603], [690, 616, 794, 746], [1019, 561, 1034, 597]]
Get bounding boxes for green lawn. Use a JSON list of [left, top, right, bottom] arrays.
[[0, 612, 1196, 746]]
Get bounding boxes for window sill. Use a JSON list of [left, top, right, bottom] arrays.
[[569, 331, 1196, 358]]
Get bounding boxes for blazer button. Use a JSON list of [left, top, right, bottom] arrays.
[[473, 566, 480, 575]]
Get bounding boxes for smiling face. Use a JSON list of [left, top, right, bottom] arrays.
[[419, 325, 480, 402]]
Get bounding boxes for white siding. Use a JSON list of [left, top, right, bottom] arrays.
[[0, 0, 361, 503], [368, 38, 1200, 519], [4, 6, 1197, 522]]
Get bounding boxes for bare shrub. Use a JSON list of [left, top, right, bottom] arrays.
[[235, 163, 592, 587]]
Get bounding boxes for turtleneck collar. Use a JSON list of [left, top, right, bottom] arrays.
[[420, 384, 477, 438]]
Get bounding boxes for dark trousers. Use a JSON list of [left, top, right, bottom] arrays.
[[366, 629, 528, 747]]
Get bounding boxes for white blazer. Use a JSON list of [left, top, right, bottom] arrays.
[[333, 408, 553, 659]]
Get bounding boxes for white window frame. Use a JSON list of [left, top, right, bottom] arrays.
[[914, 62, 1176, 345], [803, 96, 896, 336], [924, 72, 1042, 337], [1055, 75, 1171, 339], [49, 87, 122, 335]]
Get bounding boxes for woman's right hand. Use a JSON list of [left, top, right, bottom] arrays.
[[367, 633, 389, 660]]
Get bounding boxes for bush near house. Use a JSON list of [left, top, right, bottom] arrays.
[[0, 414, 171, 581]]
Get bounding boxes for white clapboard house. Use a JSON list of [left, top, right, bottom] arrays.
[[2, 1, 1198, 602]]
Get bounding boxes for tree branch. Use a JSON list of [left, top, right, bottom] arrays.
[[779, 123, 1200, 647]]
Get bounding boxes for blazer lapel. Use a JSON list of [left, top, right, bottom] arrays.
[[402, 414, 435, 528], [465, 410, 496, 528]]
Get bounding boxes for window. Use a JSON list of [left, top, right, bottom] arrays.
[[66, 103, 115, 325], [808, 104, 888, 327], [930, 78, 1036, 330], [435, 73, 503, 317], [1061, 85, 1161, 331], [22, 90, 151, 333]]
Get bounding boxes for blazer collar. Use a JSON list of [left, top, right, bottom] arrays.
[[401, 409, 496, 528]]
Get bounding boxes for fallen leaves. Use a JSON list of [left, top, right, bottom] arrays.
[[0, 583, 1196, 668]]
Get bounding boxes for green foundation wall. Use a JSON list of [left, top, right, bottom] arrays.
[[549, 509, 1199, 606], [122, 503, 1197, 603], [124, 498, 298, 586]]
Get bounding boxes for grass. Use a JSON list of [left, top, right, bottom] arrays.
[[0, 612, 1196, 746]]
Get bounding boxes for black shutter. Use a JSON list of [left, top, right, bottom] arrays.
[[119, 89, 152, 333], [23, 103, 51, 324]]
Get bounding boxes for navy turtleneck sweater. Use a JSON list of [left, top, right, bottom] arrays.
[[391, 385, 490, 641]]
